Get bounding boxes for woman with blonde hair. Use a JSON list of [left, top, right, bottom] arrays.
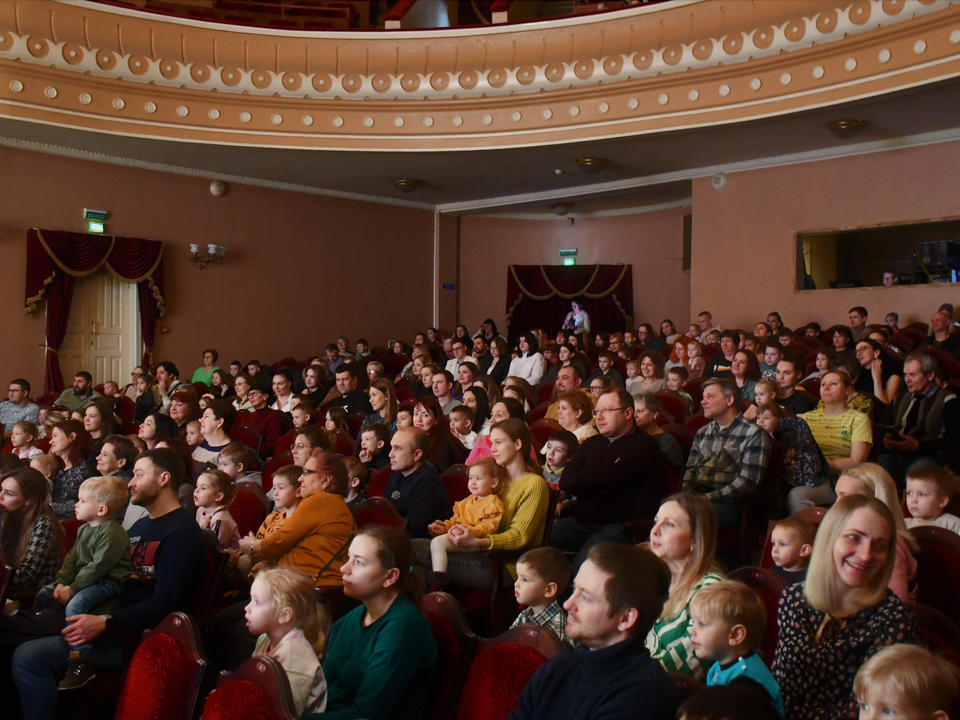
[[645, 493, 724, 678], [773, 495, 919, 719], [553, 389, 598, 444], [800, 370, 872, 474], [835, 463, 918, 603]]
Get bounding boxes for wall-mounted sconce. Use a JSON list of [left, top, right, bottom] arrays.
[[190, 243, 226, 270]]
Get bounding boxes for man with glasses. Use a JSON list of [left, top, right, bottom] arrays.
[[445, 338, 478, 377], [0, 378, 39, 440], [552, 389, 669, 575]]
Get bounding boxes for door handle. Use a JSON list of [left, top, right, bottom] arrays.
[[90, 321, 97, 336]]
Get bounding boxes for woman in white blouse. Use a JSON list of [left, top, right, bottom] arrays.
[[507, 332, 545, 386]]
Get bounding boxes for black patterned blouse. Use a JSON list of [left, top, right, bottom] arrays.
[[772, 583, 919, 720], [11, 513, 60, 588], [51, 459, 96, 518]]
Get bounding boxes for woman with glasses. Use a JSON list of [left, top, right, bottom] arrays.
[[854, 339, 901, 405]]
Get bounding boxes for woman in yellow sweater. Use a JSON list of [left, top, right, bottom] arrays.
[[416, 418, 548, 587]]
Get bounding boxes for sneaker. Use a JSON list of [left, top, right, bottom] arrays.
[[59, 653, 96, 691]]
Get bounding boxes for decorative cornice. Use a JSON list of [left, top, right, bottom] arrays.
[[0, 0, 958, 150]]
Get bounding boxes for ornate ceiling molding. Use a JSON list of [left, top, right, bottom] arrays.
[[0, 0, 959, 150]]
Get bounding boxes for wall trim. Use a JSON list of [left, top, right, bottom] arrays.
[[471, 198, 692, 221]]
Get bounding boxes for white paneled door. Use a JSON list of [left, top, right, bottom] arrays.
[[59, 271, 139, 386]]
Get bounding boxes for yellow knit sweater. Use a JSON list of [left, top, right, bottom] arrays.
[[488, 472, 549, 579]]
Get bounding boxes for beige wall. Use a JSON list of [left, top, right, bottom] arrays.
[[690, 140, 960, 332], [457, 208, 691, 338], [0, 146, 434, 392]]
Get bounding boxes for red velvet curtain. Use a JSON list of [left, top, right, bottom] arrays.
[[24, 229, 165, 393], [505, 265, 633, 344]]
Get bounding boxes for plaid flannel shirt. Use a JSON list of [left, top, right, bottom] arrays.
[[511, 601, 577, 651], [682, 414, 770, 502]]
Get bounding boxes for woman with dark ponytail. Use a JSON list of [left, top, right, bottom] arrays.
[[306, 526, 436, 720]]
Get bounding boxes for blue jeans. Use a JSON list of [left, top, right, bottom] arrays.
[[63, 580, 123, 654], [11, 634, 123, 719]]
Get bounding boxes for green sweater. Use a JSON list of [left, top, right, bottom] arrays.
[[56, 519, 133, 593], [307, 595, 436, 720]]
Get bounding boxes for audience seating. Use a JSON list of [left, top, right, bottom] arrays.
[[231, 425, 263, 456], [330, 428, 356, 455], [194, 530, 230, 623], [115, 396, 136, 426], [453, 623, 564, 720], [346, 412, 366, 438], [232, 486, 268, 537], [912, 525, 960, 626], [668, 672, 705, 702], [189, 457, 213, 483], [200, 656, 299, 720], [237, 481, 271, 515], [685, 411, 710, 434], [535, 382, 555, 406], [660, 423, 693, 465], [528, 418, 562, 451], [114, 612, 211, 720], [655, 390, 688, 423], [384, 353, 410, 376], [423, 592, 479, 720], [352, 496, 408, 531], [261, 452, 293, 492], [62, 516, 83, 558], [440, 464, 471, 504], [907, 601, 960, 655], [526, 404, 548, 423], [728, 566, 788, 665], [683, 378, 704, 408], [273, 429, 295, 457], [367, 465, 392, 498]]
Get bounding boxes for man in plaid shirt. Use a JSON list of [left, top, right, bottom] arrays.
[[683, 379, 770, 530]]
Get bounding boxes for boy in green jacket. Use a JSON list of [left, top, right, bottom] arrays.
[[34, 475, 133, 690]]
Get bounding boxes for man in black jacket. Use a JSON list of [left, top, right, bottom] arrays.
[[10, 448, 204, 717], [510, 544, 681, 720], [327, 364, 373, 416], [553, 388, 668, 574], [384, 427, 451, 539]]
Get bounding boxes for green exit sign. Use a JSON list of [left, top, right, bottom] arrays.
[[84, 208, 108, 222], [563, 257, 576, 266], [559, 248, 578, 257], [87, 220, 105, 233]]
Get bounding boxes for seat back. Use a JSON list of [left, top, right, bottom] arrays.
[[660, 423, 693, 466], [440, 464, 471, 504], [232, 425, 263, 455], [192, 531, 229, 622], [368, 466, 392, 498], [201, 656, 298, 720], [114, 612, 210, 720], [230, 489, 267, 538], [655, 390, 688, 423], [913, 526, 960, 626], [261, 452, 293, 493], [685, 411, 710, 434], [454, 625, 564, 720], [346, 412, 366, 438], [423, 592, 478, 720], [541, 487, 561, 546], [273, 430, 296, 458], [535, 381, 555, 406], [526, 404, 548, 423], [62, 516, 83, 559], [352, 496, 407, 531], [727, 567, 788, 665], [115, 396, 136, 425], [528, 418, 562, 452], [331, 429, 356, 456]]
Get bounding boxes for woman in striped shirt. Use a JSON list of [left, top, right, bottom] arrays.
[[644, 493, 725, 679]]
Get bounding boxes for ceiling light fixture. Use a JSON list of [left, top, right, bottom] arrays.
[[827, 119, 868, 140], [549, 203, 574, 216], [392, 178, 421, 193], [576, 158, 607, 174]]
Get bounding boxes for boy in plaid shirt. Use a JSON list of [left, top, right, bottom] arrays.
[[511, 547, 576, 651]]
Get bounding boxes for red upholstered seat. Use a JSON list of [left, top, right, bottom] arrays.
[[201, 656, 298, 720], [193, 530, 230, 622], [423, 592, 478, 720], [352, 496, 407, 531], [528, 418, 561, 452], [440, 464, 470, 504], [655, 390, 688, 423], [346, 412, 366, 438], [273, 429, 295, 457], [231, 489, 267, 538], [728, 567, 787, 665], [62, 516, 83, 558], [232, 425, 263, 456], [115, 396, 136, 425], [368, 466, 392, 497], [685, 411, 710, 434], [114, 612, 210, 720], [261, 452, 293, 493], [526, 404, 548, 423], [331, 428, 356, 455], [913, 526, 960, 627]]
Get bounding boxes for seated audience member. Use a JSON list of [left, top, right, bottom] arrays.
[[461, 388, 492, 439], [666, 366, 693, 406], [504, 376, 536, 412], [471, 376, 502, 416], [358, 423, 391, 472], [154, 362, 184, 413], [683, 379, 771, 530], [445, 337, 479, 377], [192, 400, 235, 465], [511, 543, 681, 720], [412, 363, 435, 400], [48, 419, 97, 519], [800, 370, 872, 479], [270, 369, 297, 413], [508, 332, 546, 386], [553, 389, 668, 572], [884, 309, 900, 329], [243, 359, 272, 393], [289, 401, 314, 433], [854, 644, 960, 720], [191, 349, 220, 385], [322, 346, 344, 379], [246, 568, 328, 716], [835, 464, 918, 603], [769, 516, 814, 584], [232, 372, 256, 413], [302, 364, 332, 408], [636, 351, 667, 393], [677, 685, 780, 720], [325, 406, 351, 434], [685, 341, 706, 382], [646, 493, 724, 679], [327, 364, 373, 416], [11, 449, 205, 718], [755, 403, 829, 514], [772, 495, 920, 719], [510, 547, 576, 651], [919, 310, 960, 357], [554, 389, 598, 444], [216, 441, 263, 487], [168, 389, 201, 438], [103, 380, 119, 398], [207, 368, 234, 399], [689, 581, 784, 714], [55, 371, 103, 413], [384, 427, 452, 539], [881, 352, 960, 482], [228, 360, 243, 377], [705, 331, 740, 379], [545, 365, 590, 421], [0, 467, 63, 588], [730, 350, 760, 404], [33, 475, 132, 689], [10, 421, 42, 460], [625, 359, 643, 394], [341, 457, 368, 509], [234, 465, 302, 576], [358, 378, 399, 440], [754, 323, 772, 343], [776, 357, 817, 414], [758, 341, 783, 380], [427, 457, 504, 584], [557, 342, 589, 380], [185, 419, 203, 448], [588, 351, 625, 388], [1, 378, 40, 439], [308, 527, 436, 720], [777, 327, 795, 348], [133, 372, 160, 422], [904, 466, 960, 533], [800, 348, 831, 384], [194, 469, 241, 552], [636, 323, 661, 350], [542, 429, 577, 487], [848, 306, 871, 342], [472, 334, 494, 374], [483, 336, 510, 385], [239, 386, 284, 459], [465, 398, 527, 465], [832, 325, 858, 358], [855, 339, 901, 405], [632, 391, 683, 470], [431, 370, 462, 416], [411, 397, 468, 471], [448, 405, 478, 450]]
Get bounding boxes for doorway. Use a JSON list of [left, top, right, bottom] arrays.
[[58, 271, 140, 386]]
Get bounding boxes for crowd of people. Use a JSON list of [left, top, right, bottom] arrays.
[[1, 302, 960, 720]]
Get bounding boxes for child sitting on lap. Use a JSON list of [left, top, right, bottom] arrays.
[[34, 475, 133, 690], [904, 466, 960, 535], [511, 546, 576, 651], [689, 580, 784, 715], [855, 644, 959, 720], [427, 457, 504, 586], [769, 517, 814, 585], [194, 469, 240, 552]]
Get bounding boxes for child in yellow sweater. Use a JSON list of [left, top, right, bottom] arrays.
[[427, 457, 505, 586]]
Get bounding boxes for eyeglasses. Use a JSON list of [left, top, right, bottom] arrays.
[[293, 443, 313, 450], [594, 407, 629, 416]]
